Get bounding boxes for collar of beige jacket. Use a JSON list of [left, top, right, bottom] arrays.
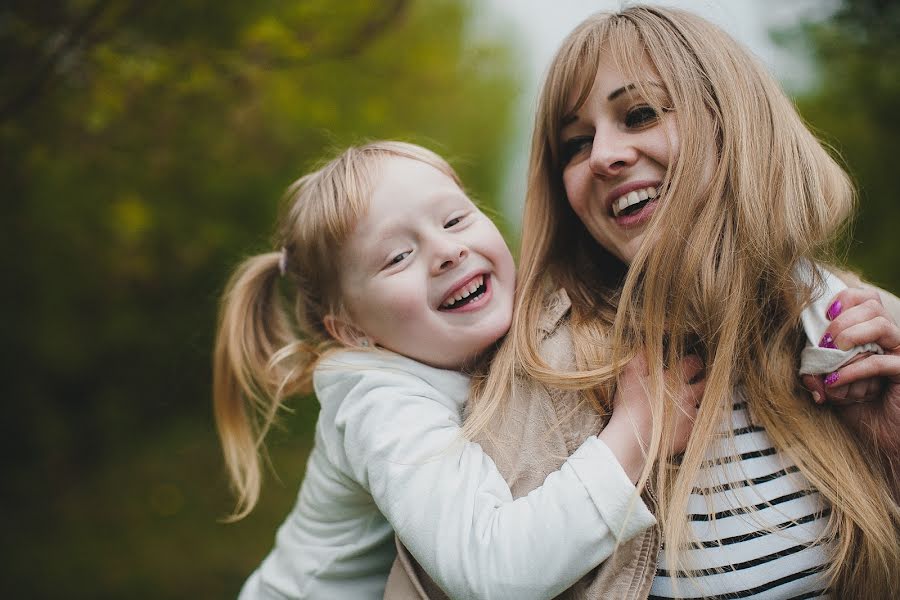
[[537, 288, 572, 338]]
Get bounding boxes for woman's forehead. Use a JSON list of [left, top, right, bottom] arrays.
[[559, 54, 664, 119]]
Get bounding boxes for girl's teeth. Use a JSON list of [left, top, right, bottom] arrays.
[[442, 275, 484, 308]]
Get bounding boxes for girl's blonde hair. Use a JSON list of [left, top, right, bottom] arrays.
[[213, 141, 461, 520], [467, 6, 899, 597]]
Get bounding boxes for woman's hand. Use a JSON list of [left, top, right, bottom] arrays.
[[599, 353, 706, 482], [801, 288, 900, 458]]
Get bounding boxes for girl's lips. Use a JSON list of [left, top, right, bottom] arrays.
[[439, 275, 492, 313], [614, 197, 660, 228]]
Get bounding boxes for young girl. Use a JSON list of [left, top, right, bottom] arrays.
[[214, 141, 706, 599], [214, 141, 883, 599]]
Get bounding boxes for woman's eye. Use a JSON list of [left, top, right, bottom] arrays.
[[625, 105, 659, 128], [560, 135, 592, 165], [388, 251, 410, 266], [444, 216, 463, 228]]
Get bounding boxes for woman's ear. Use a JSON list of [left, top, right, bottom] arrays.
[[323, 314, 372, 348]]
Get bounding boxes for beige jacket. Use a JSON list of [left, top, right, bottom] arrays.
[[384, 277, 900, 600]]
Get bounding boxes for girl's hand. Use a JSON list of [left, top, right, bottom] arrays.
[[599, 352, 706, 482], [801, 287, 900, 458]]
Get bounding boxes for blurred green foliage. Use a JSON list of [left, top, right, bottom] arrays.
[[1, 0, 521, 596], [785, 0, 900, 292]]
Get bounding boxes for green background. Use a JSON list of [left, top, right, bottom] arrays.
[[1, 0, 896, 597]]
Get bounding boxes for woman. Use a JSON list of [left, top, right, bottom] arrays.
[[385, 6, 900, 600]]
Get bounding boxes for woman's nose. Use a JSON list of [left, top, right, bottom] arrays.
[[588, 131, 637, 177]]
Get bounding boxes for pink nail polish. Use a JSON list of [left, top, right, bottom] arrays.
[[826, 300, 842, 321], [818, 332, 837, 349], [824, 372, 839, 386]]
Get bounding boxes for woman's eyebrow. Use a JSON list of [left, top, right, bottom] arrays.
[[607, 83, 636, 101], [561, 82, 647, 126]]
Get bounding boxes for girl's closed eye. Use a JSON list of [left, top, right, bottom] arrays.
[[444, 213, 469, 229], [386, 251, 410, 267]]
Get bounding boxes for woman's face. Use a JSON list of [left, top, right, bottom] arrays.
[[559, 57, 679, 264]]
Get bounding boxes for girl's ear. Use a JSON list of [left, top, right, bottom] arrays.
[[323, 314, 372, 348]]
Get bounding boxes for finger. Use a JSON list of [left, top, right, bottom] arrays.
[[801, 374, 826, 405], [833, 315, 900, 352], [841, 378, 878, 403], [822, 381, 850, 403], [849, 377, 886, 403], [823, 373, 890, 405], [829, 354, 900, 384], [823, 354, 900, 404], [824, 287, 881, 321]]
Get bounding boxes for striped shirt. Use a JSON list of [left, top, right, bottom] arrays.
[[649, 399, 832, 600]]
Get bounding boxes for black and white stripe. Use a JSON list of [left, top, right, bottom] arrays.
[[649, 399, 831, 599]]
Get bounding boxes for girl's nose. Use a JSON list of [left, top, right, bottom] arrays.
[[433, 241, 468, 273], [588, 131, 638, 177]]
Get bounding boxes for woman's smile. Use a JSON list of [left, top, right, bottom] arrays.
[[559, 56, 678, 264]]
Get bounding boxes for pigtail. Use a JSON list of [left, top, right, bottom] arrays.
[[213, 140, 460, 521], [213, 251, 318, 520]]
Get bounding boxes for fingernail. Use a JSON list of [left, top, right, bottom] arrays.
[[824, 372, 839, 386], [812, 391, 822, 404], [818, 332, 837, 349], [826, 300, 842, 321]]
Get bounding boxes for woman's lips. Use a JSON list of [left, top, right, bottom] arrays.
[[614, 196, 660, 228]]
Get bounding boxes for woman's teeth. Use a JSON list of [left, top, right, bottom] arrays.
[[612, 186, 658, 217], [441, 275, 485, 309]]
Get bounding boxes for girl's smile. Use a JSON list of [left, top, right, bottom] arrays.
[[335, 157, 516, 370], [439, 273, 490, 311]]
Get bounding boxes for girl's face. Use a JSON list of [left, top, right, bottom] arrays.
[[559, 56, 679, 264], [335, 157, 516, 370]]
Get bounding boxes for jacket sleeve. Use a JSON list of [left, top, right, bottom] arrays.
[[325, 367, 655, 600]]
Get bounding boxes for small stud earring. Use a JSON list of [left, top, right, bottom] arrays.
[[360, 339, 369, 347]]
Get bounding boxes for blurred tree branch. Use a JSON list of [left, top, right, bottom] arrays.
[[0, 0, 143, 121], [0, 0, 409, 123]]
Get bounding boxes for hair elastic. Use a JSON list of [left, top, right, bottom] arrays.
[[278, 247, 288, 277]]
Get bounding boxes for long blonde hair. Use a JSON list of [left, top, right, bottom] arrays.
[[213, 141, 462, 520], [468, 7, 899, 596]]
